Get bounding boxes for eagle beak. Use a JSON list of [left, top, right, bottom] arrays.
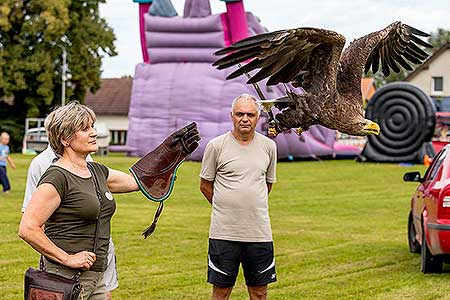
[[363, 121, 380, 135]]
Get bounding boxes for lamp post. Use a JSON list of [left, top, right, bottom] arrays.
[[56, 44, 67, 106]]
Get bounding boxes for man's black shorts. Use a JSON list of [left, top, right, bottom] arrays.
[[207, 239, 277, 287]]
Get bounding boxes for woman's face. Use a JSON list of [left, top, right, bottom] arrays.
[[68, 120, 98, 155]]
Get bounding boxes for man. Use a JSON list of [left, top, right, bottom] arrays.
[[22, 143, 119, 300], [200, 94, 277, 300]]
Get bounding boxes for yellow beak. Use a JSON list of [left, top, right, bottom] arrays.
[[363, 121, 380, 135]]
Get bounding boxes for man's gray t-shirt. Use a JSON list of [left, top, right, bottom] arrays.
[[200, 131, 277, 242]]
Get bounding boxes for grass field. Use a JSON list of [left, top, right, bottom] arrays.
[[1, 154, 449, 299]]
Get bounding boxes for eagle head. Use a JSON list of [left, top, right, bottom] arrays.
[[353, 118, 380, 136]]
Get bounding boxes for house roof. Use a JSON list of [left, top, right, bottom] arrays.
[[84, 77, 133, 115], [404, 43, 450, 82], [361, 77, 376, 100]]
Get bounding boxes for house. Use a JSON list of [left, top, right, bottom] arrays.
[[361, 77, 376, 107], [405, 43, 450, 111], [84, 77, 132, 145]]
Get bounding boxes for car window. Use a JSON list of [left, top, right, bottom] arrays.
[[424, 148, 448, 181]]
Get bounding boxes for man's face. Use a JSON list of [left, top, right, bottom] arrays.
[[231, 99, 260, 136]]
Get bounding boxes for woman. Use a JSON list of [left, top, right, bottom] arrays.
[[19, 101, 139, 300]]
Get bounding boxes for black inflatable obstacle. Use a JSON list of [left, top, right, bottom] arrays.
[[359, 82, 436, 163]]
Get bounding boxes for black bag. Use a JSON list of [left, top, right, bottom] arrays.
[[24, 267, 81, 300], [24, 162, 103, 300]]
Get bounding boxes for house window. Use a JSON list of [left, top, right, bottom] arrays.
[[432, 76, 444, 94], [110, 130, 127, 145]]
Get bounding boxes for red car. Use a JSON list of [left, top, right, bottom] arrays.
[[404, 144, 450, 273]]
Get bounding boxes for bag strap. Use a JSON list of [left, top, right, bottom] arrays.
[[87, 162, 102, 254], [71, 163, 103, 280]]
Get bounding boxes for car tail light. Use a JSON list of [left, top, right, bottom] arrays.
[[444, 196, 450, 207], [439, 193, 450, 218]]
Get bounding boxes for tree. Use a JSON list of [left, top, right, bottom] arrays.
[[428, 28, 450, 49], [0, 0, 116, 151]]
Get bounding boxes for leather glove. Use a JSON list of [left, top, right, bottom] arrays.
[[129, 122, 200, 238]]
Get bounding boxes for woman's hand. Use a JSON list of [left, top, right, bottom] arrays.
[[65, 251, 97, 270]]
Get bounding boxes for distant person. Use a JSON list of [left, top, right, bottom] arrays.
[[0, 132, 16, 193], [200, 94, 277, 300], [19, 102, 138, 300]]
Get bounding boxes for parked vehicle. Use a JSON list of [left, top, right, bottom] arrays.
[[22, 118, 48, 154], [22, 118, 111, 156], [404, 144, 450, 273]]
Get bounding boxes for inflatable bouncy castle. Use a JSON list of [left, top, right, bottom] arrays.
[[125, 0, 361, 160]]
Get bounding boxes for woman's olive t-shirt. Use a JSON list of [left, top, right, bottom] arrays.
[[38, 162, 116, 272]]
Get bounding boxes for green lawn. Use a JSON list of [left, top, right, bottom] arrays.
[[1, 154, 449, 300]]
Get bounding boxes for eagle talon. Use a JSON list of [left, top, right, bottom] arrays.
[[268, 126, 279, 137], [267, 120, 283, 137], [295, 128, 304, 135]]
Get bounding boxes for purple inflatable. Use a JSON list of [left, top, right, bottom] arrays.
[[126, 0, 361, 160]]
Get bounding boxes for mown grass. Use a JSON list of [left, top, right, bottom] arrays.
[[1, 154, 449, 300]]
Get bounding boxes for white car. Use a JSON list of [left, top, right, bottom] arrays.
[[22, 127, 48, 154], [22, 123, 111, 155]]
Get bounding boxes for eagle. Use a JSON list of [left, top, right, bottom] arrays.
[[213, 22, 432, 136]]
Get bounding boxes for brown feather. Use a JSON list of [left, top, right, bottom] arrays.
[[403, 50, 424, 64], [407, 43, 430, 59], [404, 24, 430, 37]]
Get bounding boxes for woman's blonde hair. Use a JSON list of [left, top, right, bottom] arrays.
[[45, 101, 96, 157]]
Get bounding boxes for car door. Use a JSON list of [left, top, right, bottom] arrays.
[[415, 148, 448, 242]]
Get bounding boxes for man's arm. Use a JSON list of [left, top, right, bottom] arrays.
[[200, 178, 214, 204], [267, 182, 273, 194], [22, 161, 43, 213]]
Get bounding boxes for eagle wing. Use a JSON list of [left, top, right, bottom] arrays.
[[213, 28, 346, 94], [358, 22, 432, 77]]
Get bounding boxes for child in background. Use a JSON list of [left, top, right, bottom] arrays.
[[0, 132, 15, 193]]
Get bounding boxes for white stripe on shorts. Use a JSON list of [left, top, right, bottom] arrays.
[[259, 259, 275, 274], [208, 255, 228, 275]]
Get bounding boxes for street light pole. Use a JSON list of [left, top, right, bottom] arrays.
[[61, 46, 66, 106], [56, 44, 67, 106]]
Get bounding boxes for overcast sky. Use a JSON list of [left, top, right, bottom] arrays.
[[99, 0, 450, 78]]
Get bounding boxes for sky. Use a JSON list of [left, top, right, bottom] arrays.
[[99, 0, 450, 78]]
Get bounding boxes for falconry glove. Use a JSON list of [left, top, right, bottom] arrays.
[[130, 122, 200, 238]]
